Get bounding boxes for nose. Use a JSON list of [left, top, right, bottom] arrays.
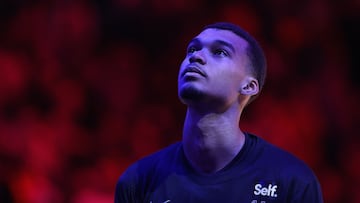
[[189, 50, 206, 65]]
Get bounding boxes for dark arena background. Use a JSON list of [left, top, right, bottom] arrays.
[[0, 0, 359, 202]]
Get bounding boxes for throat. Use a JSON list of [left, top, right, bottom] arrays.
[[183, 122, 245, 174], [182, 108, 246, 174]]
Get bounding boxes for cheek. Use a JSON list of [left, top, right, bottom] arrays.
[[219, 62, 242, 78], [179, 59, 186, 71], [221, 66, 244, 89], [178, 60, 187, 77]]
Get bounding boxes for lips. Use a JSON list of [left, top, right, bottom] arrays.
[[182, 65, 207, 78]]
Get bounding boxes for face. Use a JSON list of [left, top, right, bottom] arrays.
[[178, 28, 252, 107]]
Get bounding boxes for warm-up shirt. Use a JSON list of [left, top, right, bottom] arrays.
[[115, 133, 323, 203]]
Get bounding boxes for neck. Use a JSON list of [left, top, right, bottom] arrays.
[[182, 105, 246, 174]]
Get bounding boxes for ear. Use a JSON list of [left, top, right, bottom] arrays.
[[239, 77, 259, 96]]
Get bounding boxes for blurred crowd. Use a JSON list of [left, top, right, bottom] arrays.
[[0, 0, 359, 202]]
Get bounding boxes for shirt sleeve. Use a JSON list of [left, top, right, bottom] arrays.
[[289, 173, 323, 203]]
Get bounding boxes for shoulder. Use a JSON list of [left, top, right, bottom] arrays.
[[137, 141, 183, 170], [115, 142, 182, 201], [249, 133, 318, 180], [249, 134, 323, 202], [117, 142, 182, 183]]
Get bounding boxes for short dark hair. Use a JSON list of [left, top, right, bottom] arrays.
[[204, 22, 267, 102]]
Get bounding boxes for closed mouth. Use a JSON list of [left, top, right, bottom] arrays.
[[182, 66, 206, 77]]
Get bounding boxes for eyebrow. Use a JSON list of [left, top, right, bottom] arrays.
[[188, 38, 236, 53]]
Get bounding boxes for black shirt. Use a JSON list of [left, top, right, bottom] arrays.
[[115, 133, 323, 203]]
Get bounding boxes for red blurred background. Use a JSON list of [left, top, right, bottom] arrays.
[[0, 0, 359, 202]]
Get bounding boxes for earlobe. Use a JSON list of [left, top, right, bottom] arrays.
[[240, 77, 259, 96]]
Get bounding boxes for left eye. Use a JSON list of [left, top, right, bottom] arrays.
[[214, 49, 228, 56]]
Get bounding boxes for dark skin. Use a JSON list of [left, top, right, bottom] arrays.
[[178, 28, 259, 174]]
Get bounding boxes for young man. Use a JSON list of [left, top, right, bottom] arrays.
[[115, 22, 323, 203]]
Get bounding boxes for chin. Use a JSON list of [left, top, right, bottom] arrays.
[[178, 85, 205, 104]]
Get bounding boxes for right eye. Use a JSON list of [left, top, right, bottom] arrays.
[[187, 46, 197, 54]]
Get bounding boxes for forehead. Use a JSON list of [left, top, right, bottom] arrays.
[[193, 28, 248, 51]]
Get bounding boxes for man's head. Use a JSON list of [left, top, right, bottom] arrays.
[[178, 22, 267, 109], [204, 22, 267, 99]]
